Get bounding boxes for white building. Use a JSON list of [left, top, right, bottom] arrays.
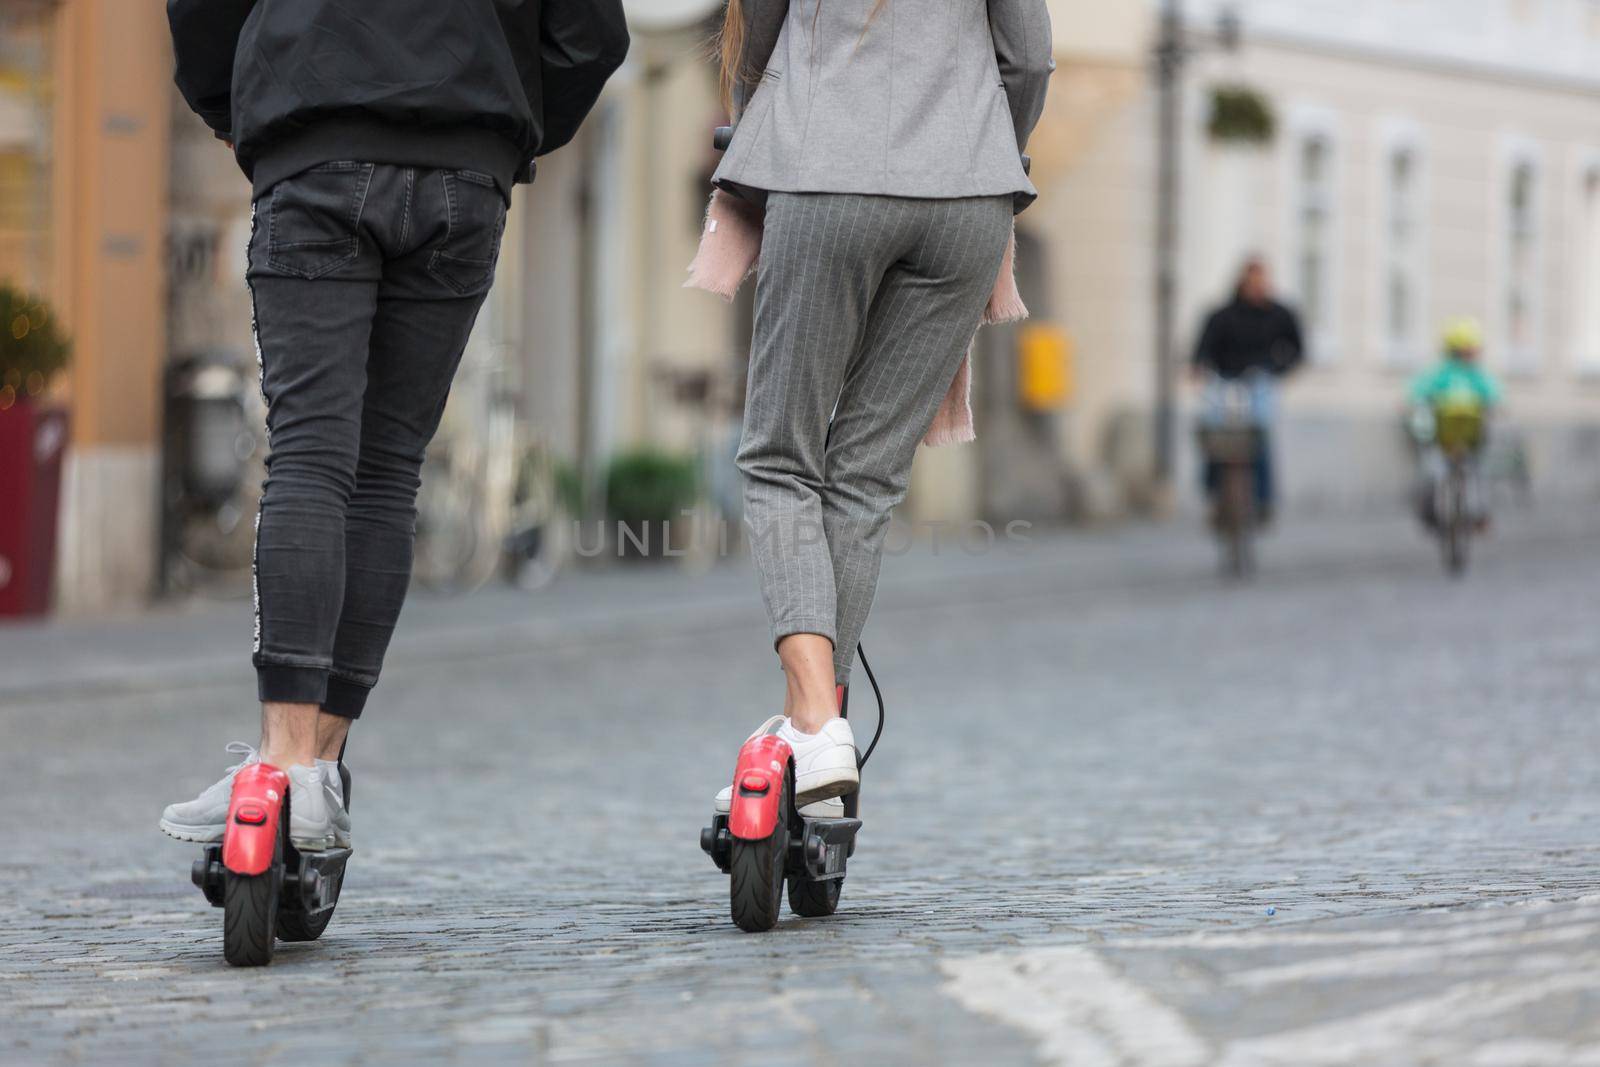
[[1034, 0, 1600, 515]]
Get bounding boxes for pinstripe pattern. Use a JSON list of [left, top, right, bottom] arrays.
[[738, 192, 1012, 684]]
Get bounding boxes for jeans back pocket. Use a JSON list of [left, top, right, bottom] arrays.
[[267, 162, 374, 280], [426, 170, 508, 297]]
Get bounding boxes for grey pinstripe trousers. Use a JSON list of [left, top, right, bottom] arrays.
[[737, 192, 1013, 684]]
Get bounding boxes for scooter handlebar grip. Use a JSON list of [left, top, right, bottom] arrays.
[[714, 126, 734, 152]]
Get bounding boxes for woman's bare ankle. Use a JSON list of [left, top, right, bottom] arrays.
[[777, 633, 839, 735], [787, 707, 840, 734]]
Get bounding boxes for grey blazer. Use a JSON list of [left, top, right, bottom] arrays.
[[713, 0, 1053, 212]]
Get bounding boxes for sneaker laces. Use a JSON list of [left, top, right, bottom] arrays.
[[222, 741, 260, 774]]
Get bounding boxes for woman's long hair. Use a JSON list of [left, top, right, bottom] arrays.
[[719, 0, 886, 112]]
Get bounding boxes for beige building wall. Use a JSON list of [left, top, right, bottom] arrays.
[[50, 0, 171, 611]]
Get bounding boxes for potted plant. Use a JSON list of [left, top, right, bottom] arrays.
[[0, 282, 72, 616], [1207, 85, 1276, 147], [604, 448, 699, 560]]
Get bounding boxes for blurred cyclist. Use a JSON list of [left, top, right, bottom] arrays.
[[1408, 318, 1502, 531], [1193, 257, 1305, 523]]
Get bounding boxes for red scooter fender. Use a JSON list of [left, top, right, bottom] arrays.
[[727, 735, 793, 841], [221, 763, 289, 876]]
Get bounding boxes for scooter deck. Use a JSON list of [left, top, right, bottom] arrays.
[[701, 813, 861, 882], [192, 843, 352, 918]]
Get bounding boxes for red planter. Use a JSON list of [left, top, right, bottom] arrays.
[[0, 401, 69, 617]]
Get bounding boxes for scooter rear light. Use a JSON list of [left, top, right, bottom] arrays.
[[739, 773, 769, 793], [235, 805, 268, 825]]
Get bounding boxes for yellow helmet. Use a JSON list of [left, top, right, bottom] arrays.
[[1442, 317, 1484, 356]]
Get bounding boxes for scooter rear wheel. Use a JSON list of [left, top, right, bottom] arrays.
[[728, 774, 790, 933], [278, 764, 349, 943], [222, 824, 282, 967], [787, 875, 842, 917], [276, 903, 333, 943]]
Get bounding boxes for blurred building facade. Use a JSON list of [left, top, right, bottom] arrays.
[[1, 0, 170, 612], [1040, 0, 1600, 515], [8, 0, 1600, 612]]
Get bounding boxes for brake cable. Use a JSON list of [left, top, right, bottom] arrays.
[[855, 643, 886, 769]]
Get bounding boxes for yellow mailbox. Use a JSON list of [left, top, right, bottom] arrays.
[[1017, 323, 1073, 412]]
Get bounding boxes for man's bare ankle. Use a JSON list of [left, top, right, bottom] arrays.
[[257, 748, 317, 770]]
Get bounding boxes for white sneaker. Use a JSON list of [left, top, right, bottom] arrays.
[[159, 742, 259, 843], [714, 786, 844, 819], [286, 764, 335, 852], [708, 714, 784, 811], [709, 715, 860, 810], [780, 718, 859, 805], [315, 759, 351, 849]]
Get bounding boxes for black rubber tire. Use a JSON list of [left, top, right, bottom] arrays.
[[279, 765, 351, 943], [222, 846, 280, 967], [276, 904, 334, 943], [277, 849, 346, 942], [1220, 465, 1255, 579], [728, 775, 790, 933], [1443, 472, 1469, 577], [787, 875, 842, 918]]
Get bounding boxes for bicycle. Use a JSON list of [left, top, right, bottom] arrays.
[[1197, 373, 1271, 579], [1420, 406, 1486, 578]]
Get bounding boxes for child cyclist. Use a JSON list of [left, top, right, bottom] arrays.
[[1408, 318, 1503, 531]]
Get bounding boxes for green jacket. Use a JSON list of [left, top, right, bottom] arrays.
[[1409, 358, 1501, 411]]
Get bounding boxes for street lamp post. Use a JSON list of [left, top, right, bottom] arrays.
[[1153, 0, 1184, 496], [1151, 2, 1242, 502]]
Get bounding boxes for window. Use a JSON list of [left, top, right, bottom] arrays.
[[1505, 158, 1541, 370], [1293, 133, 1337, 361], [1578, 166, 1600, 372], [0, 3, 55, 293], [1381, 143, 1426, 365]]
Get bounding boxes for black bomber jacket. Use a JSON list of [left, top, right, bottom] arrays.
[[168, 0, 630, 201]]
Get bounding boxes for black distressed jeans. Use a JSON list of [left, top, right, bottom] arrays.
[[247, 162, 507, 718]]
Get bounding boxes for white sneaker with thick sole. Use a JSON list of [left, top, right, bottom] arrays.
[[710, 715, 859, 811], [780, 718, 859, 805], [159, 742, 259, 843], [315, 759, 352, 849], [715, 786, 845, 820]]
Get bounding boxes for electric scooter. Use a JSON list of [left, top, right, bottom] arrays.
[[189, 761, 353, 966], [700, 649, 884, 932]]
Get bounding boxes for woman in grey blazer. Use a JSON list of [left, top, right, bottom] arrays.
[[709, 0, 1053, 809]]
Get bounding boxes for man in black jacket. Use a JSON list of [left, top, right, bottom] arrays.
[[160, 0, 628, 852], [1193, 257, 1305, 522]]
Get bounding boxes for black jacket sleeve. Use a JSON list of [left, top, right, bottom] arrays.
[[1273, 304, 1306, 374], [1194, 309, 1224, 370], [167, 0, 257, 138], [535, 0, 631, 157]]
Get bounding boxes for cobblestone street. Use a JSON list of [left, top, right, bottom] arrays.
[[3, 512, 1598, 1065]]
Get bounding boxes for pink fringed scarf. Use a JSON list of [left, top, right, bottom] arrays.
[[685, 190, 1028, 447]]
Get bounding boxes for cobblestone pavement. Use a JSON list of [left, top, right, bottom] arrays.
[[2, 512, 1598, 1065]]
